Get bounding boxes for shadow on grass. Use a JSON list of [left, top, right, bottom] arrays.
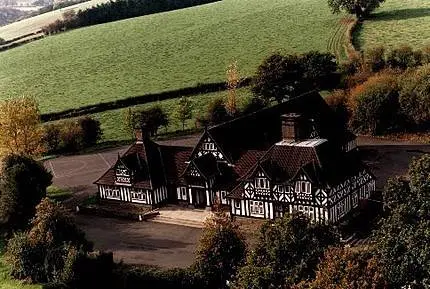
[[369, 7, 430, 22]]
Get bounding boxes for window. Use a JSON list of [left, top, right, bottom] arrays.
[[234, 200, 241, 209], [296, 181, 311, 194], [131, 191, 146, 201], [106, 188, 120, 199], [255, 178, 269, 189], [181, 187, 187, 200], [250, 201, 264, 215], [116, 168, 129, 176], [203, 142, 215, 151]]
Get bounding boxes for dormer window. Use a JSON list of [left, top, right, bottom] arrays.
[[295, 181, 311, 194], [255, 177, 269, 189], [116, 168, 129, 176], [203, 142, 215, 151]]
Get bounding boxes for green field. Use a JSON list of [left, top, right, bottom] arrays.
[[356, 0, 430, 50], [0, 0, 346, 114]]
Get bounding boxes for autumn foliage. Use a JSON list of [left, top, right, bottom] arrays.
[[0, 96, 45, 159], [293, 246, 387, 289]]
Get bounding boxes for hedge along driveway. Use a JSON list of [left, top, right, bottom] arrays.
[[0, 0, 345, 114]]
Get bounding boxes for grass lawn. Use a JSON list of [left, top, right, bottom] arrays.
[[0, 0, 347, 114], [356, 0, 430, 50], [47, 185, 73, 202]]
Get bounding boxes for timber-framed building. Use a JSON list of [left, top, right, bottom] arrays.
[[95, 92, 375, 223]]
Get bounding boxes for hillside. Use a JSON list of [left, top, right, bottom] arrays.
[[0, 0, 347, 114], [356, 0, 430, 50], [0, 0, 109, 40]]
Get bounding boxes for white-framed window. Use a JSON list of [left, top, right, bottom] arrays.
[[180, 187, 187, 200], [255, 178, 269, 189], [106, 188, 120, 199], [131, 191, 146, 201], [203, 142, 215, 151], [234, 200, 241, 209], [250, 201, 264, 216], [295, 181, 311, 194], [116, 168, 129, 176]]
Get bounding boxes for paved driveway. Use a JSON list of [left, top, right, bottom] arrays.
[[76, 214, 201, 268]]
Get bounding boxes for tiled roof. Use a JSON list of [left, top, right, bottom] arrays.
[[207, 91, 353, 163], [159, 145, 192, 184]]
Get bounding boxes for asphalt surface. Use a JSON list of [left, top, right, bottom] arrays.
[[76, 214, 201, 268]]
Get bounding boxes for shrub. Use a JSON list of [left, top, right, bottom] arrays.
[[5, 198, 93, 284], [242, 97, 267, 115], [325, 89, 350, 127], [58, 120, 84, 152], [364, 46, 386, 72], [43, 123, 62, 153], [0, 154, 52, 231], [206, 97, 230, 125], [348, 72, 402, 134], [78, 116, 102, 147], [399, 64, 430, 128], [422, 44, 430, 65], [195, 205, 246, 288], [387, 45, 422, 70]]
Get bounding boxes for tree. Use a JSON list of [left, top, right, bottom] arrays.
[[300, 51, 338, 89], [0, 96, 45, 158], [0, 154, 52, 231], [242, 96, 267, 115], [206, 97, 231, 125], [327, 0, 385, 19], [399, 64, 430, 128], [195, 203, 246, 289], [234, 212, 338, 289], [175, 96, 193, 131], [252, 52, 337, 104], [375, 154, 430, 288], [226, 61, 240, 116], [348, 73, 401, 134], [252, 53, 304, 103], [132, 106, 169, 136], [78, 116, 102, 147], [6, 198, 92, 284], [293, 247, 387, 289]]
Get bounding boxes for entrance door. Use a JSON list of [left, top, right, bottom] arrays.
[[192, 188, 207, 208]]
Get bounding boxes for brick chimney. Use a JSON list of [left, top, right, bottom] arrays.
[[281, 113, 307, 142], [134, 128, 144, 143]]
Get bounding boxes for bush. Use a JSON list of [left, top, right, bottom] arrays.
[[43, 123, 62, 153], [78, 116, 102, 147], [364, 46, 386, 72], [387, 45, 422, 70], [58, 120, 84, 152], [399, 64, 430, 128], [325, 89, 350, 127], [5, 198, 93, 284], [0, 154, 52, 231], [348, 72, 402, 134], [206, 97, 230, 125]]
